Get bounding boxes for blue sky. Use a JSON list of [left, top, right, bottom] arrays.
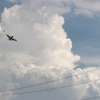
[[0, 0, 100, 100], [64, 14, 100, 67], [0, 0, 14, 15]]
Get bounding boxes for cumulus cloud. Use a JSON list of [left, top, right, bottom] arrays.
[[0, 0, 100, 100], [0, 0, 79, 99], [7, 0, 100, 17], [1, 3, 80, 67]]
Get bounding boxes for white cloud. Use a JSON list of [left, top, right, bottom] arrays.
[[1, 4, 80, 67], [80, 56, 100, 66], [74, 0, 100, 12], [7, 0, 100, 17], [83, 83, 100, 99], [73, 0, 100, 17], [8, 0, 17, 3], [74, 9, 93, 17], [0, 0, 100, 100], [0, 1, 80, 99], [0, 24, 2, 32]]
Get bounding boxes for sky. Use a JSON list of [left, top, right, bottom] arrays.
[[0, 0, 100, 100]]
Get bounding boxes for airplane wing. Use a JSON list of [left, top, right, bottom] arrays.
[[6, 34, 10, 38], [11, 36, 14, 38]]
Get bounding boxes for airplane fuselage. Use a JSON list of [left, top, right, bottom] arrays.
[[8, 36, 13, 40]]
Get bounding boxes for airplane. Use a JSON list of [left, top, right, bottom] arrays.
[[6, 34, 17, 42]]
